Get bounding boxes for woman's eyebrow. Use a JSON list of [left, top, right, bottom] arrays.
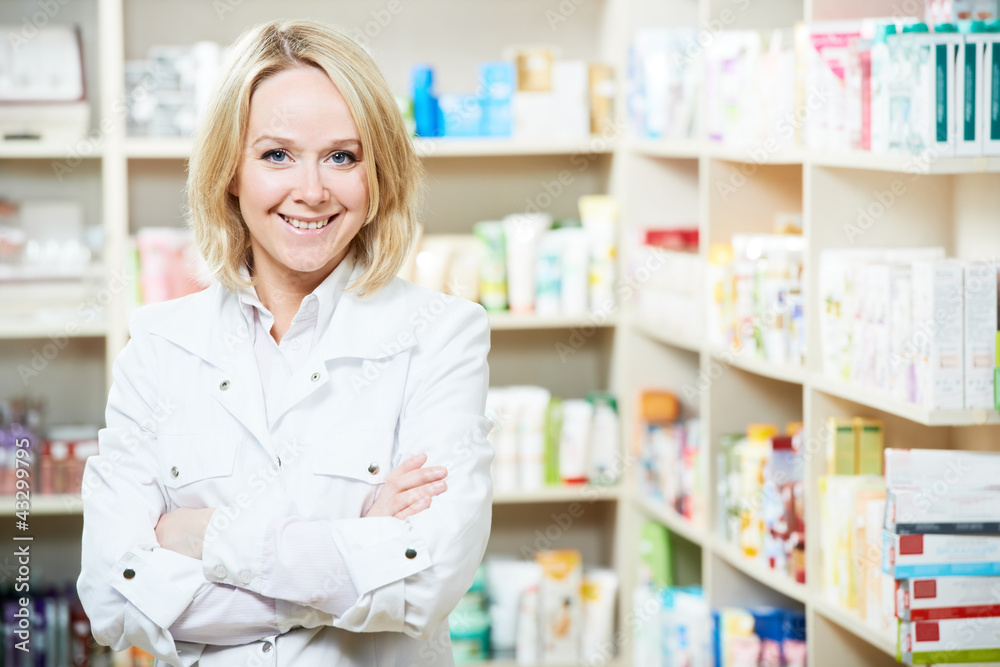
[[250, 135, 361, 150]]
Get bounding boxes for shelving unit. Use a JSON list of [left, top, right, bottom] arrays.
[[0, 1, 630, 665], [621, 1, 1000, 666], [5, 0, 999, 664]]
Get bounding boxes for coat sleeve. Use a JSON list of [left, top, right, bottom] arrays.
[[199, 296, 494, 640], [77, 313, 210, 666]]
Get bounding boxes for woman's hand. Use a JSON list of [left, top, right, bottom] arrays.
[[365, 453, 448, 520], [154, 507, 216, 559]]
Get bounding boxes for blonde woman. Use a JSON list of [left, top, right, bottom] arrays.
[[78, 19, 493, 666]]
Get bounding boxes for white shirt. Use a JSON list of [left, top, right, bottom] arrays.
[[77, 253, 494, 666], [168, 256, 359, 644]]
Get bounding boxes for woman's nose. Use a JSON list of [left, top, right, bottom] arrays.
[[293, 164, 329, 206]]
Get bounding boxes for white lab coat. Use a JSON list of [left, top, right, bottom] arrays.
[[77, 260, 494, 667]]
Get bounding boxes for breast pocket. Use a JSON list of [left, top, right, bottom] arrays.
[[156, 433, 240, 509], [309, 428, 395, 519]]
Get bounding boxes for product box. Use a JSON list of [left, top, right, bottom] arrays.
[[965, 262, 998, 409], [884, 448, 1000, 491], [826, 417, 856, 475], [856, 489, 889, 625], [854, 417, 884, 475], [911, 259, 965, 410], [888, 263, 916, 401], [898, 617, 1000, 664], [535, 549, 582, 663], [887, 487, 1000, 534], [985, 35, 1000, 155], [822, 475, 886, 609], [921, 31, 961, 157], [957, 29, 991, 156], [896, 576, 1000, 621], [883, 531, 1000, 578]]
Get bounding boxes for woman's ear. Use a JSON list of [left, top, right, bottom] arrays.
[[227, 180, 239, 197]]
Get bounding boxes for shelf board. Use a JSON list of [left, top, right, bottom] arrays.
[[488, 312, 616, 330], [493, 484, 620, 504], [710, 348, 807, 385], [812, 598, 896, 658], [809, 373, 1000, 426], [632, 494, 706, 546], [125, 137, 193, 159], [631, 317, 703, 353], [414, 136, 615, 157], [711, 537, 808, 604], [124, 136, 616, 159], [625, 138, 1000, 174], [0, 141, 101, 159], [0, 319, 107, 340], [0, 494, 83, 516], [808, 150, 1000, 174], [628, 138, 703, 159]]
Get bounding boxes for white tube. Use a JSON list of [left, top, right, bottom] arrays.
[[503, 213, 552, 313]]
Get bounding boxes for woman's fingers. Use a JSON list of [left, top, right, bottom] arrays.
[[392, 479, 447, 517]]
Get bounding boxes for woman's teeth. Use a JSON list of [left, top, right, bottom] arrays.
[[280, 214, 331, 230]]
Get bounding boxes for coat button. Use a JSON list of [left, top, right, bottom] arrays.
[[239, 569, 253, 585], [262, 642, 272, 653], [213, 564, 227, 580], [405, 548, 417, 559], [310, 372, 321, 382], [368, 462, 380, 475], [170, 466, 180, 478], [123, 568, 135, 579], [220, 379, 231, 390]]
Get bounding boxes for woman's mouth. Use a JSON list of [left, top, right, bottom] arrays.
[[279, 213, 334, 230]]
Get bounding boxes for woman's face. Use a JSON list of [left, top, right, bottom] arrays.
[[229, 65, 369, 286]]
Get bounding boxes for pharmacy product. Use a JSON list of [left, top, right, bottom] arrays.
[[535, 231, 564, 316], [957, 22, 991, 155], [579, 195, 619, 313], [487, 558, 542, 659], [895, 576, 1000, 621], [886, 486, 1000, 534], [474, 221, 507, 311], [985, 30, 1000, 154], [883, 531, 1000, 577], [586, 392, 620, 485], [536, 550, 583, 664], [912, 259, 964, 410], [559, 227, 589, 315], [559, 399, 593, 484], [581, 569, 619, 663], [884, 448, 1000, 491], [479, 62, 515, 137], [965, 262, 998, 408], [515, 386, 551, 490], [898, 617, 1000, 663], [503, 213, 552, 313]]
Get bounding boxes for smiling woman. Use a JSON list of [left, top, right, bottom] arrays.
[[77, 19, 493, 667]]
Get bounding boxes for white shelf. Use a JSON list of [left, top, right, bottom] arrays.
[[493, 485, 621, 504], [811, 598, 896, 658], [0, 494, 83, 516], [0, 141, 101, 159], [489, 312, 616, 331], [0, 319, 107, 340], [810, 373, 1000, 426], [627, 139, 1000, 174], [710, 348, 807, 385], [632, 494, 706, 546], [631, 317, 703, 353], [124, 136, 617, 160], [710, 537, 808, 604]]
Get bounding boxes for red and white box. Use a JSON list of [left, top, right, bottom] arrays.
[[896, 577, 1000, 621]]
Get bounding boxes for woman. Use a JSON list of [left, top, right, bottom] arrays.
[[78, 19, 493, 666]]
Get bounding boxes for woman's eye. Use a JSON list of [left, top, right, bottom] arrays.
[[261, 149, 288, 163], [330, 151, 357, 165]]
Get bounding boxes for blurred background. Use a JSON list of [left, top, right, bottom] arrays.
[[2, 0, 1000, 665]]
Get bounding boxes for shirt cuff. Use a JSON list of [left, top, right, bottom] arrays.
[[109, 548, 207, 630], [201, 505, 267, 590], [329, 517, 431, 594]]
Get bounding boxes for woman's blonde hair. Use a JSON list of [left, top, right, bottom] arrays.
[[187, 19, 422, 295]]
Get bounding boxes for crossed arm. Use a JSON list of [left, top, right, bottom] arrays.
[[155, 453, 447, 645]]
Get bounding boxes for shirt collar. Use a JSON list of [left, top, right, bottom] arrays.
[[235, 249, 357, 343]]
